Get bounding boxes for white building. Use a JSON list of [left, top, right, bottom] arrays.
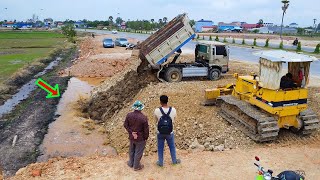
[[263, 22, 274, 27]]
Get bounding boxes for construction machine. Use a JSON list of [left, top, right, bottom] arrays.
[[204, 50, 319, 142]]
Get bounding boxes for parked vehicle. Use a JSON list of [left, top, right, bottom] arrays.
[[115, 38, 129, 47], [112, 29, 118, 34], [139, 13, 229, 82], [254, 156, 305, 180], [103, 38, 114, 48]]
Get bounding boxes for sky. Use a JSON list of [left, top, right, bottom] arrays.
[[0, 0, 319, 27]]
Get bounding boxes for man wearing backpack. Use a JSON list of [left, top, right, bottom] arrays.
[[124, 100, 149, 171], [154, 95, 181, 167]]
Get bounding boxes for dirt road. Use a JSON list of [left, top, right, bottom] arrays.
[[11, 144, 320, 180]]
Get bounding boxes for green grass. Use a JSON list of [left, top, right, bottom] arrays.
[[0, 31, 66, 84]]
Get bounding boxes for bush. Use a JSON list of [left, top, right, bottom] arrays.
[[296, 42, 302, 52], [197, 34, 200, 39], [314, 44, 320, 53], [215, 36, 219, 41], [265, 38, 269, 47], [242, 39, 245, 45], [279, 41, 283, 49], [202, 36, 205, 40], [61, 24, 76, 40], [209, 35, 212, 41], [232, 38, 235, 43], [223, 37, 227, 43], [253, 38, 257, 46]]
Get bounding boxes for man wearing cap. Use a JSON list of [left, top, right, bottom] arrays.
[[124, 100, 149, 171]]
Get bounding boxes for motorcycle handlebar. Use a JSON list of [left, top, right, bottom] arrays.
[[254, 163, 259, 167]]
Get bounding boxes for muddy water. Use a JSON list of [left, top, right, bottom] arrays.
[[38, 77, 117, 162], [0, 57, 62, 118]]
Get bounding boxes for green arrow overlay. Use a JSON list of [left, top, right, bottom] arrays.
[[35, 78, 60, 98]]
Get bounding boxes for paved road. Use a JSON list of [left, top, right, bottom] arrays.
[[78, 29, 320, 76]]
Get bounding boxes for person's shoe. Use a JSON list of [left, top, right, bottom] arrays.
[[156, 161, 163, 167], [134, 164, 144, 171], [173, 159, 181, 165], [127, 161, 133, 168]]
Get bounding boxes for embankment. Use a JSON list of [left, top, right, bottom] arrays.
[[0, 45, 77, 177]]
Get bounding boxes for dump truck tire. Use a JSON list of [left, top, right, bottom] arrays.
[[165, 67, 182, 82], [208, 68, 221, 80]]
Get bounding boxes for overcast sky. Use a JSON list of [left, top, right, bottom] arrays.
[[0, 0, 319, 27]]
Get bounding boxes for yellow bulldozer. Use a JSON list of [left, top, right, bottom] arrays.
[[204, 50, 319, 142]]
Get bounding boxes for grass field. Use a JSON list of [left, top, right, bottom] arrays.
[[0, 31, 66, 84]]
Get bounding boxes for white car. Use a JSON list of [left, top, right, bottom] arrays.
[[112, 29, 118, 34]]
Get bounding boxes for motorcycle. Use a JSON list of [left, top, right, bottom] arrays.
[[254, 156, 305, 180], [125, 43, 136, 50]]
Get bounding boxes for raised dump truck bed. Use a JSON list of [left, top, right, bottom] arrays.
[[139, 13, 195, 69], [139, 13, 229, 82]]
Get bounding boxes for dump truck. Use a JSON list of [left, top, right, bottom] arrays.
[[204, 50, 320, 142], [139, 13, 229, 82]]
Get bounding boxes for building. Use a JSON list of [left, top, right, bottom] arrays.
[[2, 21, 15, 28], [263, 22, 274, 27], [44, 18, 54, 27], [74, 21, 86, 28], [249, 27, 274, 34], [55, 21, 64, 28], [289, 23, 298, 28], [241, 24, 259, 30], [195, 19, 214, 32], [268, 26, 297, 34], [218, 22, 242, 32], [201, 25, 217, 32], [120, 21, 126, 29], [14, 22, 33, 28]]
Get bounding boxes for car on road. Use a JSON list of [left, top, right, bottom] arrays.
[[115, 38, 129, 47], [103, 38, 114, 48], [111, 29, 118, 34]]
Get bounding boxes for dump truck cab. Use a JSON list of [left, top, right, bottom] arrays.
[[196, 41, 229, 73]]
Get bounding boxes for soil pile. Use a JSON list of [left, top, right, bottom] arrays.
[[84, 50, 158, 120]]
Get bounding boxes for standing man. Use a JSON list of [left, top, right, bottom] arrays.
[[154, 95, 181, 167], [124, 100, 149, 171]]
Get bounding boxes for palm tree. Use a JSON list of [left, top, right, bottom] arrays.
[[151, 19, 155, 23], [108, 16, 113, 24], [158, 19, 163, 24], [163, 17, 168, 24]]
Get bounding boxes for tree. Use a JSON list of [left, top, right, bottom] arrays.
[[189, 19, 196, 27], [253, 38, 257, 46], [197, 34, 199, 39], [223, 37, 227, 43], [163, 17, 168, 24], [115, 17, 123, 25], [209, 35, 212, 41], [108, 16, 114, 25], [314, 44, 320, 53], [265, 38, 269, 47], [258, 19, 263, 25], [297, 28, 304, 35], [253, 29, 259, 33], [202, 36, 205, 40], [215, 36, 219, 41], [296, 42, 302, 52], [232, 38, 235, 43], [279, 41, 283, 49], [242, 39, 245, 45], [61, 24, 76, 43], [151, 19, 155, 23]]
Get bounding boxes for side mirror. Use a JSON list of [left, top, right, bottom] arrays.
[[255, 156, 260, 161]]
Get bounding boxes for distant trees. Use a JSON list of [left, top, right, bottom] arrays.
[[61, 24, 76, 43], [189, 20, 195, 27], [115, 17, 124, 25], [108, 16, 114, 25], [163, 17, 168, 24]]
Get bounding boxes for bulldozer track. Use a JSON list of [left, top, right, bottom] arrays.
[[299, 109, 320, 135], [219, 95, 279, 142]]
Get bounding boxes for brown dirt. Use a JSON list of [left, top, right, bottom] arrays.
[[64, 35, 137, 78], [10, 144, 320, 180]]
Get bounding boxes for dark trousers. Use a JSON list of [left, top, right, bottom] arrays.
[[128, 140, 146, 169]]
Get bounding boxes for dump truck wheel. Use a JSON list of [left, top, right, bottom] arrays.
[[208, 68, 221, 80], [165, 67, 182, 82]]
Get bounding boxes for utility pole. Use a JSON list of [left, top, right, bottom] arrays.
[[314, 19, 317, 34], [280, 0, 290, 40]]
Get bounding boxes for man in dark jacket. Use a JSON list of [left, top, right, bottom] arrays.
[[124, 100, 149, 171], [280, 73, 297, 89]]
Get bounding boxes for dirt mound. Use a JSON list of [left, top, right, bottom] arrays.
[[83, 50, 158, 121]]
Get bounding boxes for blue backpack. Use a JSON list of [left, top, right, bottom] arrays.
[[157, 107, 173, 135]]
